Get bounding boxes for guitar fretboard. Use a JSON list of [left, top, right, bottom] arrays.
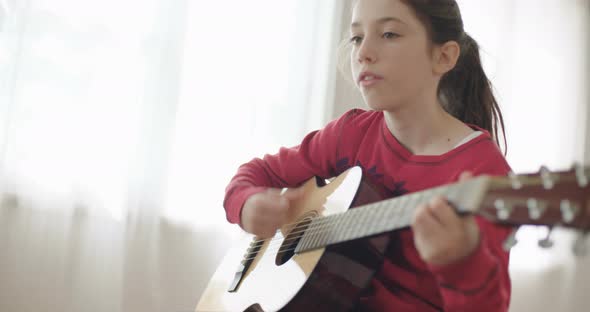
[[294, 179, 486, 253]]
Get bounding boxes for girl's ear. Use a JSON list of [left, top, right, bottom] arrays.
[[433, 41, 460, 76]]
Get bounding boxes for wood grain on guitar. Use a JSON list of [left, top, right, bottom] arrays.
[[196, 164, 590, 312]]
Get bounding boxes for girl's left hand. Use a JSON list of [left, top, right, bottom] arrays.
[[411, 172, 480, 266]]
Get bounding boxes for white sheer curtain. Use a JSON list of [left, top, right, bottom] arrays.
[[163, 0, 339, 229], [458, 0, 589, 172], [0, 0, 337, 224], [0, 1, 339, 311], [0, 0, 183, 220]]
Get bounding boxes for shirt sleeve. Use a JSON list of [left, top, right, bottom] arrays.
[[429, 145, 513, 312], [223, 109, 360, 226]]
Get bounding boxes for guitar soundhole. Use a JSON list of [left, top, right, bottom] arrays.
[[276, 215, 314, 266]]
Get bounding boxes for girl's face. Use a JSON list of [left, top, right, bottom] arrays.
[[350, 0, 439, 111]]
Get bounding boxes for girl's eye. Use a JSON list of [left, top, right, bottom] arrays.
[[383, 32, 399, 39], [349, 36, 362, 45]]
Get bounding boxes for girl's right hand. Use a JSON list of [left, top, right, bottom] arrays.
[[241, 187, 305, 238]]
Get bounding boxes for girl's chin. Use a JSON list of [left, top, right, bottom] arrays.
[[362, 91, 401, 110], [364, 98, 395, 111]]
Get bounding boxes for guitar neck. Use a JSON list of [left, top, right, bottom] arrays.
[[295, 177, 490, 253]]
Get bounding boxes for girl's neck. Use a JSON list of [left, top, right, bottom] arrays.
[[383, 100, 474, 156]]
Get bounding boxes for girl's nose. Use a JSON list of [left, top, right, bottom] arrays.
[[358, 54, 375, 64], [357, 41, 376, 64]]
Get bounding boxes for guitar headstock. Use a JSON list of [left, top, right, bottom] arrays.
[[450, 163, 589, 255], [476, 163, 590, 231]]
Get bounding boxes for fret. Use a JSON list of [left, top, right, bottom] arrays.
[[360, 206, 372, 236], [365, 207, 379, 237], [411, 192, 422, 207], [400, 201, 413, 227], [310, 218, 332, 248], [308, 217, 326, 250], [325, 215, 344, 242], [396, 197, 414, 227], [336, 209, 348, 243], [338, 208, 355, 242], [351, 208, 365, 238], [394, 202, 408, 229], [313, 218, 328, 250], [353, 206, 366, 238], [375, 203, 389, 234], [303, 219, 317, 251], [354, 208, 370, 238], [366, 202, 381, 229], [325, 217, 337, 246], [323, 217, 336, 248], [446, 184, 462, 210], [298, 219, 313, 251], [380, 204, 394, 233], [329, 213, 343, 243], [336, 217, 349, 243], [347, 209, 362, 240], [354, 208, 365, 238], [402, 195, 418, 224]]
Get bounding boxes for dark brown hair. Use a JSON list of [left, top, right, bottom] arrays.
[[342, 0, 507, 153]]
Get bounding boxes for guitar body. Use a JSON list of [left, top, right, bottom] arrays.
[[196, 167, 392, 312]]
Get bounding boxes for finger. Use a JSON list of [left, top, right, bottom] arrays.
[[427, 196, 460, 228], [258, 208, 284, 229], [458, 171, 473, 182], [255, 192, 288, 218], [412, 204, 443, 235], [270, 197, 290, 218], [250, 215, 279, 238], [256, 227, 277, 239], [282, 186, 305, 201]]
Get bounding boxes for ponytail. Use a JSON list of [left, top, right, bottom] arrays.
[[439, 33, 507, 153], [403, 0, 507, 154]]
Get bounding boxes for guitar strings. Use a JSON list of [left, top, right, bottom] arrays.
[[240, 186, 450, 262], [239, 216, 401, 263], [246, 194, 420, 250], [242, 216, 343, 257], [239, 204, 411, 262], [243, 195, 420, 256], [241, 212, 364, 261], [245, 206, 364, 248], [246, 204, 374, 251]]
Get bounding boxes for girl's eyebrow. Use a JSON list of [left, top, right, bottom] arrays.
[[350, 16, 407, 29]]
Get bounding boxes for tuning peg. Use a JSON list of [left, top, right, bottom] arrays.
[[560, 199, 578, 224], [503, 227, 519, 251], [537, 226, 554, 249], [494, 199, 513, 220], [573, 232, 589, 257], [573, 163, 588, 187], [508, 171, 523, 189], [539, 165, 555, 189], [527, 198, 546, 220]]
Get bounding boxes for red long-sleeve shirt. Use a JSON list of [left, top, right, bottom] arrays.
[[224, 109, 511, 311]]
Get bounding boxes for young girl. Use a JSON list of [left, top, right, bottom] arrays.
[[223, 0, 511, 311]]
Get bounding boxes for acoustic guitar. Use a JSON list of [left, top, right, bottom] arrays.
[[196, 165, 590, 311]]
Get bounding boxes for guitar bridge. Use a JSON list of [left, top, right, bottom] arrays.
[[227, 238, 260, 292]]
